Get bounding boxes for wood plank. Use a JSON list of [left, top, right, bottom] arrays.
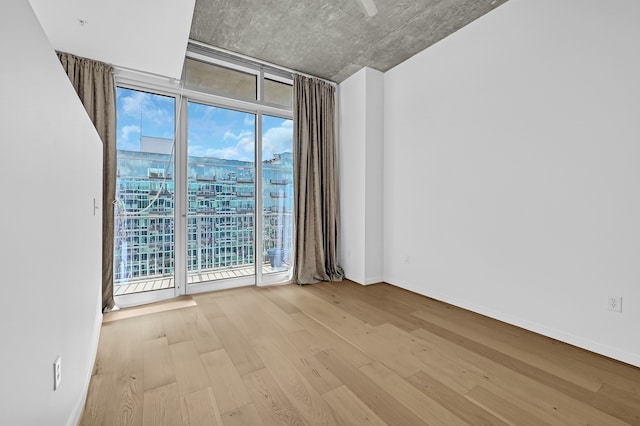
[[181, 307, 223, 353], [259, 286, 301, 314], [241, 368, 306, 425], [289, 313, 372, 368], [322, 385, 386, 426], [215, 293, 286, 342], [206, 317, 265, 375], [78, 374, 118, 426], [144, 337, 175, 391], [143, 383, 182, 426], [275, 285, 370, 344], [220, 403, 264, 426], [181, 387, 223, 426], [315, 349, 428, 426], [465, 386, 553, 426], [88, 319, 144, 425], [170, 340, 210, 396], [409, 323, 639, 425], [406, 370, 509, 426], [412, 308, 604, 392], [598, 383, 640, 407], [193, 297, 226, 320], [200, 349, 252, 414], [461, 354, 633, 426], [360, 361, 467, 425], [303, 281, 417, 331], [252, 338, 339, 424], [163, 308, 193, 344], [103, 297, 197, 323], [266, 331, 342, 395], [137, 312, 166, 341], [345, 322, 431, 378], [410, 326, 634, 425], [247, 289, 304, 334]]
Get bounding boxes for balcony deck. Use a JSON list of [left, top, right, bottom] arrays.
[[114, 263, 289, 296]]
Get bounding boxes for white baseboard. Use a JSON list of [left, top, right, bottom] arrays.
[[67, 307, 103, 426], [342, 274, 383, 286], [386, 276, 640, 369]]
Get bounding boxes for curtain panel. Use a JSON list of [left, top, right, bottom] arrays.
[[57, 52, 116, 311], [293, 75, 344, 284]]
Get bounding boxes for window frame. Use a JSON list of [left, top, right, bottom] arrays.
[[113, 48, 295, 305]]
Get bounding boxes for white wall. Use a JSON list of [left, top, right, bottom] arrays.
[[29, 0, 195, 80], [363, 68, 384, 284], [383, 0, 640, 366], [339, 67, 384, 284], [0, 1, 103, 425], [339, 69, 367, 283]]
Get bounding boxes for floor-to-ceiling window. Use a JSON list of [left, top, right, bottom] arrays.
[[261, 115, 294, 277], [113, 88, 177, 301], [113, 47, 293, 306], [186, 103, 257, 285]]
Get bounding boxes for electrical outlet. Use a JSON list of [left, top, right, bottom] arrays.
[[607, 295, 622, 313], [53, 356, 61, 390]]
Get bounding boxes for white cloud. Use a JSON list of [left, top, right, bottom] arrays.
[[187, 119, 292, 163], [121, 91, 144, 116], [189, 131, 255, 162], [244, 115, 255, 127], [121, 125, 140, 142], [223, 130, 253, 142], [120, 91, 172, 127], [262, 120, 293, 161], [118, 125, 140, 150]]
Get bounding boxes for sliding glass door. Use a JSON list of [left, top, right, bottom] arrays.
[[113, 52, 294, 305], [113, 88, 177, 302], [261, 115, 294, 279], [184, 104, 295, 291], [186, 102, 257, 286]]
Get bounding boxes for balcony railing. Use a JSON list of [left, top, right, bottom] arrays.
[[270, 192, 288, 198], [113, 261, 289, 296], [114, 211, 292, 285], [269, 178, 289, 185]]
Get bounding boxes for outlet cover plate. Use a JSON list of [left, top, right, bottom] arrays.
[[607, 295, 622, 313], [53, 356, 61, 390]]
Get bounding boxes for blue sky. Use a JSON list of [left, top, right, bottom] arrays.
[[116, 88, 292, 162]]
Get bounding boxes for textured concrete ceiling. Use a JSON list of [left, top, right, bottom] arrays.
[[190, 0, 508, 82]]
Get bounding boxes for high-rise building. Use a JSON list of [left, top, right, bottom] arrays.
[[114, 149, 293, 285]]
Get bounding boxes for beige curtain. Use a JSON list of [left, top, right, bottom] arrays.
[[58, 52, 116, 311], [293, 75, 344, 284]]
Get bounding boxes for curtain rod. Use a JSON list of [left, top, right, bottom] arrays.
[[188, 39, 337, 87]]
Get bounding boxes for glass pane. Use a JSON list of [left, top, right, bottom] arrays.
[[262, 115, 294, 275], [187, 102, 256, 283], [264, 78, 293, 107], [114, 88, 176, 294], [185, 58, 257, 101]]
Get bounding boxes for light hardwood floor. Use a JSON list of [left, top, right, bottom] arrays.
[[80, 281, 640, 425]]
